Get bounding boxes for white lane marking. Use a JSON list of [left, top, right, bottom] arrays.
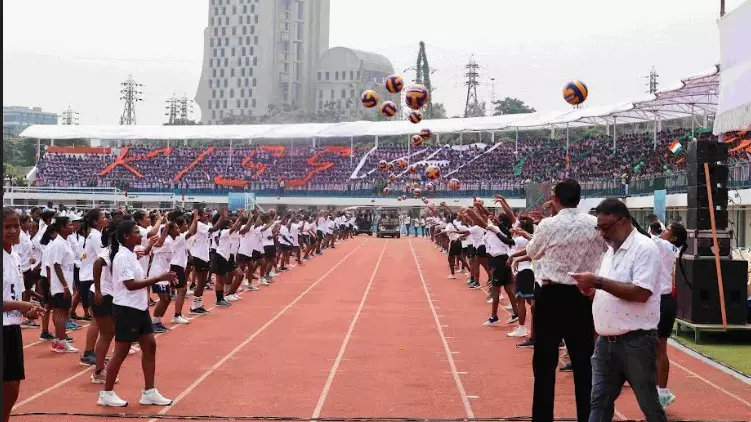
[[409, 240, 475, 419], [311, 242, 388, 418]]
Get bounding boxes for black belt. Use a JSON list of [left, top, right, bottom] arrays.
[[602, 329, 655, 343]]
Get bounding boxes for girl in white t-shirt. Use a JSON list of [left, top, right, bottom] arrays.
[[98, 220, 176, 408], [507, 219, 536, 339], [3, 208, 43, 420], [90, 217, 121, 384], [170, 212, 199, 324], [147, 223, 174, 333]]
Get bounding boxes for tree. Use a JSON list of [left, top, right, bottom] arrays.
[[465, 101, 487, 118], [492, 97, 536, 116], [431, 102, 448, 119]]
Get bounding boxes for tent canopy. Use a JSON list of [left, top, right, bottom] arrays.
[[19, 67, 720, 141]]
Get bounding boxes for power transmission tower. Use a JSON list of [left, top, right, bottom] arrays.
[[646, 66, 659, 94], [463, 55, 480, 118], [119, 74, 143, 125], [61, 106, 79, 125], [165, 95, 179, 125], [178, 96, 194, 122], [415, 41, 434, 118]]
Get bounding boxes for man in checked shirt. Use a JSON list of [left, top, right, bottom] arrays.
[[525, 179, 607, 422]]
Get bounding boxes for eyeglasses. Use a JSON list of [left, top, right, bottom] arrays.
[[595, 217, 623, 232]]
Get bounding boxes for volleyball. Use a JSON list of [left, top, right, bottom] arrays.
[[405, 84, 430, 110], [563, 80, 588, 105], [408, 110, 423, 124], [424, 182, 434, 191], [422, 197, 429, 204], [411, 134, 424, 148], [448, 178, 460, 191], [379, 101, 398, 117], [440, 201, 447, 207], [413, 188, 421, 198], [361, 90, 379, 108], [397, 159, 408, 169], [420, 128, 432, 140], [408, 165, 417, 174], [378, 160, 388, 170], [388, 173, 397, 182], [425, 165, 440, 180], [383, 187, 392, 195], [387, 162, 395, 171], [397, 196, 402, 202], [385, 75, 405, 94]]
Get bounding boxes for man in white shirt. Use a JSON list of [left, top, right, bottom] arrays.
[[571, 198, 666, 422], [525, 179, 607, 422]]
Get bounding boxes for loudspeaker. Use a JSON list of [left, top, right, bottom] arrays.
[[687, 163, 729, 187], [685, 230, 732, 257], [687, 140, 728, 165], [686, 207, 728, 230], [687, 185, 729, 208], [675, 257, 748, 325]]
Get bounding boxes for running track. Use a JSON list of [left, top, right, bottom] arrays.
[[11, 237, 751, 421]]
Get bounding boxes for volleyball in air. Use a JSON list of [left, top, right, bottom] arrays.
[[383, 187, 392, 195], [405, 84, 430, 110], [408, 165, 417, 174], [448, 178, 460, 191], [387, 162, 395, 171], [408, 110, 423, 124], [385, 75, 405, 94], [419, 128, 432, 140], [397, 196, 402, 202], [411, 134, 424, 148], [361, 90, 379, 108], [378, 160, 388, 171], [425, 165, 441, 180], [397, 159, 408, 169], [422, 197, 429, 204], [388, 173, 397, 182], [413, 188, 422, 198], [424, 182, 434, 191], [379, 100, 398, 117], [562, 80, 588, 105]]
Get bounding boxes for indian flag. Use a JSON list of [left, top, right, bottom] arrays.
[[668, 140, 683, 155]]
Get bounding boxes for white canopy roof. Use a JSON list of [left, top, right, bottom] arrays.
[[19, 67, 720, 141]]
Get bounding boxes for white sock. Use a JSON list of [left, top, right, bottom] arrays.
[[658, 387, 670, 396], [192, 296, 202, 309], [151, 316, 161, 324]]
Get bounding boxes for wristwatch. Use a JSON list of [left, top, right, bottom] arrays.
[[595, 277, 604, 290]]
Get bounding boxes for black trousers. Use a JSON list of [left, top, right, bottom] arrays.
[[532, 284, 595, 422]]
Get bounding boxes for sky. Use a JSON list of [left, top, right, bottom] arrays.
[[2, 0, 744, 125]]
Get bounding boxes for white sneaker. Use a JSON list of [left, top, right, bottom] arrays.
[[91, 369, 119, 384], [504, 304, 513, 310], [98, 390, 128, 407], [51, 339, 79, 353], [507, 325, 529, 338], [129, 344, 140, 355], [447, 274, 456, 280], [247, 285, 260, 291], [259, 278, 270, 286], [486, 298, 493, 304], [171, 315, 190, 325], [225, 294, 240, 302], [140, 388, 173, 406]]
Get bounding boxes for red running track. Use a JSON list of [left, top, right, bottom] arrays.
[[10, 237, 751, 421]]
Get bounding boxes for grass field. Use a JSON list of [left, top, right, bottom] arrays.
[[673, 330, 751, 376]]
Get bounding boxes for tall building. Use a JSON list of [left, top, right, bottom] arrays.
[[3, 106, 58, 136], [315, 47, 396, 120], [195, 0, 330, 124]]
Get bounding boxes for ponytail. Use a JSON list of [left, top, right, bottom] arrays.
[[109, 220, 136, 270]]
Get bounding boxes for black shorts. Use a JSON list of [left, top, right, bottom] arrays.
[[476, 245, 487, 258], [658, 294, 677, 338], [489, 254, 512, 287], [251, 250, 264, 261], [170, 265, 187, 288], [40, 276, 51, 305], [448, 240, 463, 257], [316, 230, 324, 239], [280, 244, 292, 252], [3, 325, 25, 382], [90, 292, 114, 317], [192, 257, 210, 273], [465, 245, 477, 258], [152, 284, 171, 294], [211, 254, 233, 276], [263, 245, 276, 259], [23, 268, 40, 291], [78, 280, 94, 308], [236, 253, 251, 265], [515, 269, 535, 298], [50, 292, 72, 309], [113, 305, 153, 343]]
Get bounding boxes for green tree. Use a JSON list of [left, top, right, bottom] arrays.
[[431, 102, 448, 119], [492, 97, 536, 115]]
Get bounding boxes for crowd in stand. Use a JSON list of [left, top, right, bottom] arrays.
[[32, 129, 751, 195]]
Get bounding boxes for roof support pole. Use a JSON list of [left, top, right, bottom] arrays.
[[37, 138, 41, 161], [515, 127, 519, 155], [460, 132, 463, 145], [350, 137, 354, 167], [691, 104, 696, 139], [612, 117, 617, 151], [227, 139, 233, 171], [566, 123, 570, 175], [167, 140, 171, 166], [375, 136, 379, 148], [249, 137, 252, 146], [436, 133, 440, 146], [653, 113, 658, 151]]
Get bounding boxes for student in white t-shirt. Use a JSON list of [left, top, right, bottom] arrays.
[[189, 208, 225, 315], [507, 219, 536, 339], [289, 214, 303, 265], [46, 216, 79, 353], [98, 220, 177, 408], [147, 222, 174, 333], [169, 212, 199, 324], [78, 208, 109, 366], [3, 207, 44, 420]]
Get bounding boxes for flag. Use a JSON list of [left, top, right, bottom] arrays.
[[668, 140, 683, 155]]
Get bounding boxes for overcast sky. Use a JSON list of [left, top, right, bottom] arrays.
[[2, 0, 743, 125]]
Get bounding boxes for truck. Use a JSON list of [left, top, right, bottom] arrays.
[[375, 206, 401, 238]]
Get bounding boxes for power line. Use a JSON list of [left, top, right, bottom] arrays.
[[120, 74, 143, 125]]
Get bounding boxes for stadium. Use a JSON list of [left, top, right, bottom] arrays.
[[3, 1, 750, 422]]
